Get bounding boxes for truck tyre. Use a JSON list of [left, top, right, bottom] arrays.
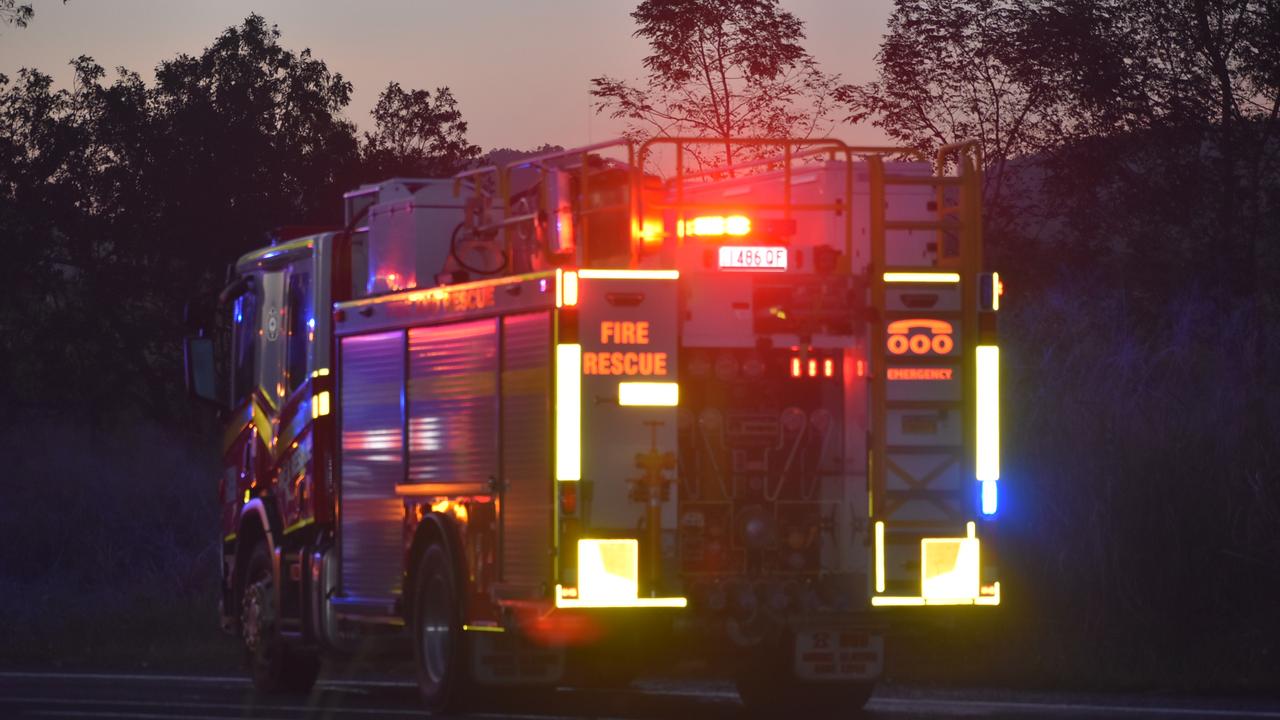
[[241, 540, 321, 694], [411, 541, 469, 714], [735, 647, 874, 718]]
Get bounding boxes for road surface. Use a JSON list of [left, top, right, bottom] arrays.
[[3, 671, 1280, 719]]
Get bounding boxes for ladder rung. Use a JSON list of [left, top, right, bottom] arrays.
[[882, 175, 965, 187], [884, 401, 964, 409], [885, 220, 959, 232], [890, 440, 962, 450]]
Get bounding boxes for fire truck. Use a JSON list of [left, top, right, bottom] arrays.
[[184, 136, 1001, 715]]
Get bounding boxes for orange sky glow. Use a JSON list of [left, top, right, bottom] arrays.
[[0, 0, 894, 153]]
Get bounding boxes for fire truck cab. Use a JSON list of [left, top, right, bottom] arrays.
[[184, 137, 1000, 715]]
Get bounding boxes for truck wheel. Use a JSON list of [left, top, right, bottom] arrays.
[[241, 540, 321, 694], [411, 541, 469, 713]]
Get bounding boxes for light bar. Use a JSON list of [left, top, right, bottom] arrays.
[[982, 479, 998, 515], [871, 596, 925, 607], [577, 269, 679, 280], [687, 214, 751, 237], [618, 381, 679, 407], [874, 521, 886, 593], [310, 390, 330, 419], [883, 272, 961, 283], [871, 528, 1001, 608], [562, 270, 579, 307], [921, 537, 980, 602], [555, 268, 581, 307], [555, 344, 582, 481], [976, 345, 1000, 483], [555, 539, 687, 608]]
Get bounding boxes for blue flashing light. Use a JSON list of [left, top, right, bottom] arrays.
[[981, 479, 998, 516], [307, 317, 316, 331]]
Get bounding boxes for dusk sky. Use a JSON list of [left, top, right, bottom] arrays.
[[0, 0, 895, 153]]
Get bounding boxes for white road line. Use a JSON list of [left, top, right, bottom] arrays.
[[870, 697, 1280, 719], [0, 687, 619, 720], [0, 696, 426, 717], [18, 702, 586, 717], [27, 711, 291, 720], [0, 671, 416, 689], [7, 672, 1280, 719], [0, 672, 250, 685]]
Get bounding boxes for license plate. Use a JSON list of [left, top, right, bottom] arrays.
[[718, 245, 788, 271], [793, 630, 884, 681]]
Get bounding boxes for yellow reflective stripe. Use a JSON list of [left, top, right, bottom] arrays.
[[618, 381, 679, 406], [577, 269, 679, 280], [283, 517, 314, 535], [882, 272, 961, 283], [221, 404, 253, 453], [555, 344, 582, 481], [252, 397, 275, 448]]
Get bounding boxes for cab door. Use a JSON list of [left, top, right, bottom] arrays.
[[220, 277, 263, 615], [274, 258, 317, 538]]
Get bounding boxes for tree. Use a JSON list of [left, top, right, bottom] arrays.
[[591, 0, 840, 170], [480, 143, 565, 168], [0, 1, 33, 28], [0, 14, 482, 422], [843, 0, 1280, 296], [360, 83, 481, 179], [1, 0, 66, 30], [836, 0, 1088, 239]]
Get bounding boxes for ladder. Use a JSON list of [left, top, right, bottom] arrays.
[[866, 141, 1000, 604]]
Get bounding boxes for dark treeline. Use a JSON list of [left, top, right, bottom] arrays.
[[849, 0, 1280, 687], [0, 14, 478, 424], [0, 15, 484, 666]]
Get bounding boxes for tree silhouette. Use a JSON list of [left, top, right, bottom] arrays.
[[591, 0, 839, 169], [0, 1, 34, 28], [361, 83, 480, 179], [0, 14, 481, 422]]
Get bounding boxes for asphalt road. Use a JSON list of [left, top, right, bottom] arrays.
[[3, 671, 1280, 720]]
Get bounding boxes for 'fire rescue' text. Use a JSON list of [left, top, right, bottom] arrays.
[[584, 320, 669, 376]]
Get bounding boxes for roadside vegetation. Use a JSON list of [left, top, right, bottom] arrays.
[[857, 0, 1280, 690]]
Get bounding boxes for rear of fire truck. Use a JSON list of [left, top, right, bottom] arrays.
[[641, 138, 1001, 713], [186, 136, 998, 717]]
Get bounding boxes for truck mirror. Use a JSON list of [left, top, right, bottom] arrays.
[[184, 336, 222, 409]]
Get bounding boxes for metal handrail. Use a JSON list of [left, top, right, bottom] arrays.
[[451, 139, 639, 271], [634, 137, 858, 272]]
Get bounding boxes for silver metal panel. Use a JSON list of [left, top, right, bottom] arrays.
[[887, 409, 963, 447], [334, 271, 558, 337], [339, 330, 406, 600], [500, 312, 553, 587], [367, 181, 466, 295], [407, 319, 499, 486], [886, 285, 962, 313]]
